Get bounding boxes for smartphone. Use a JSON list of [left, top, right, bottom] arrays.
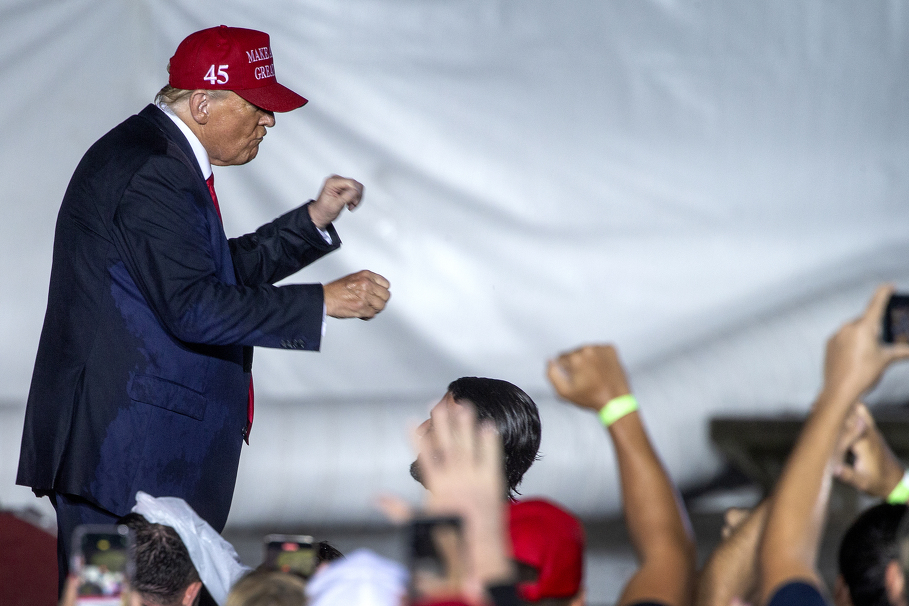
[[407, 516, 465, 601], [883, 294, 909, 344], [263, 534, 316, 577], [71, 524, 134, 605]]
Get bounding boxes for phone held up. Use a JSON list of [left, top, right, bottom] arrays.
[[71, 524, 135, 605], [883, 293, 909, 344], [407, 515, 465, 602], [262, 534, 316, 578]]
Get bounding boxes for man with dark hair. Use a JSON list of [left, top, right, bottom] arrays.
[[836, 504, 908, 606], [831, 401, 909, 606], [119, 512, 203, 606], [410, 377, 542, 498]]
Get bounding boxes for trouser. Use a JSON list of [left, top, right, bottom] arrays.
[[49, 492, 121, 597]]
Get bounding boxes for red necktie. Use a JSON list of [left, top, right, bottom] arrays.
[[205, 174, 222, 222], [206, 173, 255, 443]]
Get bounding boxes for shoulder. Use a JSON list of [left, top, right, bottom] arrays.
[[766, 581, 829, 606]]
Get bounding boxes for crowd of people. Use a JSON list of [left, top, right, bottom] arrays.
[[15, 21, 909, 606], [53, 283, 909, 606]]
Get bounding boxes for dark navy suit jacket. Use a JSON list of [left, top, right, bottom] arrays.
[[17, 105, 339, 531]]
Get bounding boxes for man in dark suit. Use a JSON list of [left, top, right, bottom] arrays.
[[16, 25, 391, 589]]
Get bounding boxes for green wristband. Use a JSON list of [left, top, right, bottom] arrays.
[[887, 470, 909, 504], [598, 394, 639, 427]]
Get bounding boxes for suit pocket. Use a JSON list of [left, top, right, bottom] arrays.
[[128, 374, 207, 421]]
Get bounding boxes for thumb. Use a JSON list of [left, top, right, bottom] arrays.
[[834, 462, 858, 487], [886, 342, 909, 362], [837, 407, 868, 456], [374, 494, 414, 525], [547, 359, 571, 393]]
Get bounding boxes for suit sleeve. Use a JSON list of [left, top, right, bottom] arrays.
[[228, 201, 340, 287], [111, 153, 326, 350]]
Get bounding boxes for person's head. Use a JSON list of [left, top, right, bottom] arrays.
[[118, 513, 202, 606], [156, 25, 307, 166], [510, 499, 585, 606], [226, 570, 306, 606], [837, 503, 909, 606], [410, 377, 542, 499]]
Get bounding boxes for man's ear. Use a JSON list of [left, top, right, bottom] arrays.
[[884, 560, 907, 606], [188, 90, 213, 125], [182, 580, 203, 606]]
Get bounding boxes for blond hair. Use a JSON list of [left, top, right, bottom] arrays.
[[226, 571, 307, 606]]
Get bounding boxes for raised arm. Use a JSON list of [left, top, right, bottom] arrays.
[[834, 402, 906, 501], [695, 499, 770, 606], [548, 344, 696, 606], [758, 285, 909, 604], [416, 401, 516, 605]]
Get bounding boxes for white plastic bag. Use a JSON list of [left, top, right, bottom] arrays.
[[132, 491, 251, 605]]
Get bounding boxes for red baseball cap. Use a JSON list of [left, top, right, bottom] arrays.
[[169, 25, 307, 112], [509, 499, 585, 602]]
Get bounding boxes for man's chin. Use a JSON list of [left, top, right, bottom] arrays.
[[409, 460, 426, 487]]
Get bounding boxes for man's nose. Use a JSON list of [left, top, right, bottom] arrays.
[[415, 419, 430, 438], [260, 111, 276, 127]]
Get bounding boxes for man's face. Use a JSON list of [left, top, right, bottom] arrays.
[[202, 91, 275, 166], [410, 392, 460, 487]]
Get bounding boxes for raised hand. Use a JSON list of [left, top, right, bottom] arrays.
[[834, 403, 905, 499], [547, 344, 631, 412], [308, 175, 364, 230]]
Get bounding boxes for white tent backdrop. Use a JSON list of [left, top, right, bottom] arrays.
[[3, 1, 909, 527]]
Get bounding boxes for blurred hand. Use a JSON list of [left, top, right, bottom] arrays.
[[822, 284, 909, 402], [58, 576, 77, 606], [308, 175, 364, 229], [547, 344, 631, 412], [414, 402, 512, 601], [324, 270, 390, 319], [834, 403, 905, 498], [721, 507, 753, 540]]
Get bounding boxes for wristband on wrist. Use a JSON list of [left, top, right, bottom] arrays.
[[598, 394, 639, 427], [887, 469, 909, 504]]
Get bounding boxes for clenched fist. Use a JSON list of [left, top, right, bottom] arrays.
[[323, 270, 390, 319], [308, 175, 364, 230]]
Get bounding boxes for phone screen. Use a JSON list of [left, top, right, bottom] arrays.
[[263, 534, 316, 577], [884, 294, 909, 344], [72, 524, 134, 605]]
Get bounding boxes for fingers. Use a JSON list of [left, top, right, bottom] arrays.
[[546, 344, 630, 412], [325, 175, 364, 210], [833, 463, 858, 486], [324, 270, 391, 319], [835, 403, 867, 459], [863, 283, 895, 324], [886, 341, 909, 363], [309, 175, 365, 228], [375, 494, 414, 525], [546, 359, 571, 395], [721, 507, 752, 539]]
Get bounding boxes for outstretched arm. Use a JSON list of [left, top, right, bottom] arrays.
[[548, 344, 696, 606], [758, 285, 909, 604]]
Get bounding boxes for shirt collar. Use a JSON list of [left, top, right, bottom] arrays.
[[156, 102, 213, 180]]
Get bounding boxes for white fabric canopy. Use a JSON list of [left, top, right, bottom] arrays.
[[2, 1, 909, 525]]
